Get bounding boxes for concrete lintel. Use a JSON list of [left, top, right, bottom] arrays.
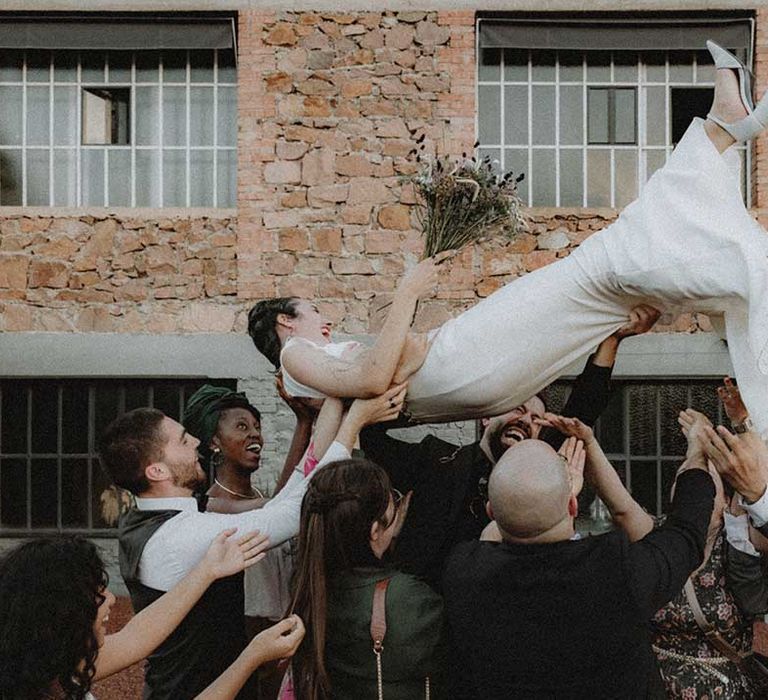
[[0, 1, 760, 12], [562, 332, 732, 378], [0, 331, 732, 379], [0, 332, 270, 378]]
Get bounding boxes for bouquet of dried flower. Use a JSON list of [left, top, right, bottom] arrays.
[[406, 138, 527, 259]]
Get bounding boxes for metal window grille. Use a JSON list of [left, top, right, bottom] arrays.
[[477, 49, 751, 208], [0, 378, 235, 535], [0, 48, 237, 208], [546, 378, 723, 518]]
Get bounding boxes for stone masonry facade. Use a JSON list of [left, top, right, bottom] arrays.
[[1, 7, 768, 483]]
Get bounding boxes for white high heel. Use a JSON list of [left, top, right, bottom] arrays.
[[706, 40, 768, 142]]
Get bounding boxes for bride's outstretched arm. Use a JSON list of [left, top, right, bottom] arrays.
[[282, 256, 444, 398]]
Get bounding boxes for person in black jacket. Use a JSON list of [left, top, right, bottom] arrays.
[[360, 304, 660, 587], [443, 420, 716, 699]]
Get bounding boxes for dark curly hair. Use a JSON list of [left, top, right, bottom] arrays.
[[247, 297, 299, 368], [0, 536, 108, 699]]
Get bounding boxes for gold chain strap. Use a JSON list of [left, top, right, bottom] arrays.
[[375, 647, 384, 700]]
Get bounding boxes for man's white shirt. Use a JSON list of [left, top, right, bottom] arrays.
[[135, 441, 350, 591]]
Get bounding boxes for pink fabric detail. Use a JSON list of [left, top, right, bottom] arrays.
[[303, 442, 319, 477]]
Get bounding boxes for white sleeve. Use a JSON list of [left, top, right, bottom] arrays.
[[724, 511, 761, 557], [141, 442, 353, 590], [741, 485, 768, 528]]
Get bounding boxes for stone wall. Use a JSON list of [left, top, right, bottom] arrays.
[[236, 9, 477, 333], [0, 212, 240, 333]]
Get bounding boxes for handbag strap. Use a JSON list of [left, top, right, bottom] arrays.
[[371, 578, 391, 652], [369, 577, 430, 700], [683, 578, 746, 667]]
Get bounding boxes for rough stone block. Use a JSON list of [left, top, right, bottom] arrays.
[[0, 255, 29, 289], [278, 227, 310, 251], [311, 227, 343, 253], [266, 23, 298, 46], [537, 229, 571, 251], [377, 204, 412, 230], [28, 259, 69, 288], [307, 184, 350, 207], [336, 153, 373, 177], [264, 160, 302, 184], [302, 148, 336, 186], [347, 177, 393, 205], [331, 257, 375, 275]]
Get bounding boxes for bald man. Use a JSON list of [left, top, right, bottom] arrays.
[[443, 438, 715, 699]]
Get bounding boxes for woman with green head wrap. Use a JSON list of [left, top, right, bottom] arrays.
[[184, 385, 266, 502], [183, 383, 316, 700]]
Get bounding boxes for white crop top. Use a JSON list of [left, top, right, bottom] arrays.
[[280, 337, 361, 399]]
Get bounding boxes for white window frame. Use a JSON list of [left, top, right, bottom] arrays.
[[0, 48, 236, 208], [476, 46, 751, 208]]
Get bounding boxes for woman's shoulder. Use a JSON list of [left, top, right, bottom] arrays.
[[386, 571, 443, 610]]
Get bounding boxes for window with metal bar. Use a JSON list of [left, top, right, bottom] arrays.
[[0, 378, 235, 535], [0, 48, 237, 208], [545, 378, 723, 519], [477, 48, 750, 208]]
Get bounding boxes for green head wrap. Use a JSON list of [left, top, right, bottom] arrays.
[[182, 384, 260, 461]]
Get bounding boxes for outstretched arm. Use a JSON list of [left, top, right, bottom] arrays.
[[196, 616, 304, 699], [537, 413, 653, 541], [274, 373, 318, 494], [95, 530, 269, 680], [281, 256, 444, 398]]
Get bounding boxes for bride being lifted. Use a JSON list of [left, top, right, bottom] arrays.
[[248, 42, 768, 436]]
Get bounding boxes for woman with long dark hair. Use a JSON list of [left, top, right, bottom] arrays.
[[291, 456, 443, 700], [0, 532, 304, 700]]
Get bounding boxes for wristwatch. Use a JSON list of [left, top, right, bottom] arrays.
[[732, 417, 754, 434]]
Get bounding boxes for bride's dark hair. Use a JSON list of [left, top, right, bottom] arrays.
[[247, 297, 299, 368], [291, 458, 392, 700], [0, 536, 108, 699]]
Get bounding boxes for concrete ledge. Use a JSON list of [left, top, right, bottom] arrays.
[[0, 331, 732, 379], [0, 332, 270, 378], [562, 332, 732, 378]]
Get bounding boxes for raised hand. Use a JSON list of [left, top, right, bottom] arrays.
[[536, 412, 594, 444], [347, 382, 408, 427], [700, 426, 768, 504], [397, 250, 455, 300], [275, 371, 320, 419], [249, 615, 305, 664], [559, 436, 585, 497], [613, 304, 662, 340], [390, 490, 413, 541], [200, 529, 270, 581], [678, 409, 717, 466], [717, 376, 749, 425]]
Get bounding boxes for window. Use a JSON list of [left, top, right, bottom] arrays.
[[477, 18, 751, 207], [0, 378, 235, 534], [0, 48, 237, 208], [587, 88, 637, 145], [546, 378, 723, 520]]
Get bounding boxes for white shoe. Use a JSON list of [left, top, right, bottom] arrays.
[[706, 40, 768, 142]]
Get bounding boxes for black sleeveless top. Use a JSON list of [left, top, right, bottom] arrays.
[[119, 508, 257, 700]]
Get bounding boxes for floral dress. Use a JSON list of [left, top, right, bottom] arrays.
[[650, 529, 756, 699]]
